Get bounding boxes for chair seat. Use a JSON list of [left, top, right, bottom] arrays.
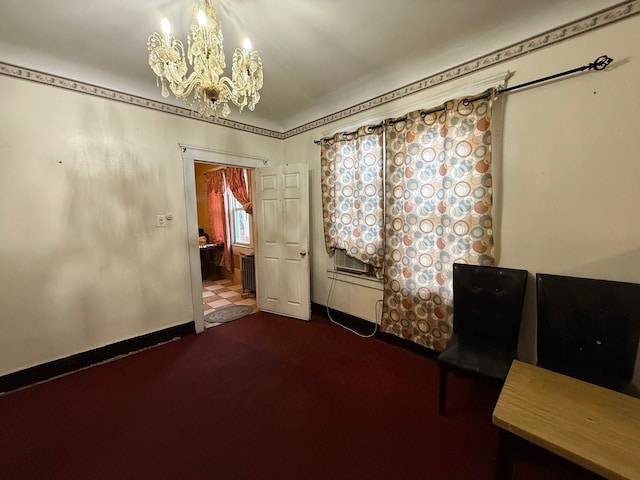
[[438, 336, 517, 382]]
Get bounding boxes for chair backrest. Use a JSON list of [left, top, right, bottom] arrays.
[[452, 263, 529, 347], [536, 273, 640, 383]]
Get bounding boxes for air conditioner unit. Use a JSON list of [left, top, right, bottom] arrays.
[[334, 249, 368, 274]]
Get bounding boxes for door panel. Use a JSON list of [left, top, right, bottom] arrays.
[[263, 256, 280, 303], [255, 164, 310, 320]]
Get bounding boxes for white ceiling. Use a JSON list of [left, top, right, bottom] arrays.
[[0, 0, 622, 132]]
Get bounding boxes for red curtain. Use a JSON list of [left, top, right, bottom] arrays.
[[206, 170, 232, 272], [206, 171, 225, 243], [226, 167, 252, 214]]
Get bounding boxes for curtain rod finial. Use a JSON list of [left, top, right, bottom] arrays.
[[593, 55, 613, 71]]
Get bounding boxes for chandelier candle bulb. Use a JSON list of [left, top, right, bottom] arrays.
[[161, 18, 171, 45], [197, 10, 207, 26], [147, 0, 263, 118], [161, 18, 171, 34]]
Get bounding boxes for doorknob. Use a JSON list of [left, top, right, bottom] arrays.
[[300, 250, 307, 257]]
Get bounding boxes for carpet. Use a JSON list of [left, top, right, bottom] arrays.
[[0, 312, 599, 480], [204, 305, 254, 323]]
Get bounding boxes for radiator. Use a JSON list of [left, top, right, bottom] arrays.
[[242, 254, 256, 294]]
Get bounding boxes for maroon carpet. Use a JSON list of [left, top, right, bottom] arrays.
[[0, 312, 598, 479]]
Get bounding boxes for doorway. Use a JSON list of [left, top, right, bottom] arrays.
[[194, 162, 257, 328], [180, 144, 267, 333]]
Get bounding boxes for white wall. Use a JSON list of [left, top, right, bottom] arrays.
[[2, 13, 639, 383], [284, 14, 640, 380], [0, 78, 283, 376]]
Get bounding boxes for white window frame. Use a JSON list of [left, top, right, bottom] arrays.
[[226, 169, 252, 247]]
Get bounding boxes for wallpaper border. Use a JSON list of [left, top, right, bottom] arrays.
[[0, 62, 282, 139], [1, 1, 637, 140], [285, 0, 639, 139]]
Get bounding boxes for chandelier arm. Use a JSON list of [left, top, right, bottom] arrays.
[[168, 71, 207, 99], [231, 47, 262, 111], [218, 76, 258, 112], [218, 76, 243, 105]]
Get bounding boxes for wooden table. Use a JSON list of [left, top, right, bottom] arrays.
[[199, 243, 224, 280], [492, 360, 640, 480]]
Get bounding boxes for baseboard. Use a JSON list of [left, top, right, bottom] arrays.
[[0, 321, 196, 394], [311, 302, 438, 361]]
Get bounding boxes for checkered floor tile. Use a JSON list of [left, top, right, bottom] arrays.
[[202, 279, 257, 328]]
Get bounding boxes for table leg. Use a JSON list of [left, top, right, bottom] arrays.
[[496, 429, 514, 480]]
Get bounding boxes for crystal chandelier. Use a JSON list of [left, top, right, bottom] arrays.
[[147, 0, 263, 118]]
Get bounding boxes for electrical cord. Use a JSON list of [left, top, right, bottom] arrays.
[[325, 273, 380, 338]]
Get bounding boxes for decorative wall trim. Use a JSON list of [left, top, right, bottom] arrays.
[[1, 1, 637, 140], [0, 321, 195, 394], [284, 0, 639, 139], [0, 62, 283, 139]]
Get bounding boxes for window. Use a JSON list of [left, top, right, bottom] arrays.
[[319, 125, 384, 277], [230, 194, 251, 245], [226, 168, 252, 246]]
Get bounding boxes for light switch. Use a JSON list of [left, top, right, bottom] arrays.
[[155, 214, 167, 227]]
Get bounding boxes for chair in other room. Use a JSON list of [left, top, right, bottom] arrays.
[[536, 273, 640, 398], [437, 263, 528, 415]]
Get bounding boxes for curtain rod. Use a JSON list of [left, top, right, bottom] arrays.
[[314, 55, 613, 143], [204, 165, 227, 174]]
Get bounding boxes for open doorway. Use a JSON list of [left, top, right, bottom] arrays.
[[194, 162, 257, 328], [180, 144, 268, 333]]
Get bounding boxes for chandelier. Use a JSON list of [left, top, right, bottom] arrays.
[[147, 0, 263, 118]]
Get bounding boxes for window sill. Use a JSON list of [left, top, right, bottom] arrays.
[[326, 269, 383, 291]]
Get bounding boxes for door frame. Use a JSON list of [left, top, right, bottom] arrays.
[[180, 144, 268, 333]]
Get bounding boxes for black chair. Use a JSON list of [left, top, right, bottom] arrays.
[[437, 263, 528, 415], [536, 273, 640, 398]]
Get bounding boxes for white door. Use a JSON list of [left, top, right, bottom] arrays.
[[254, 163, 310, 320]]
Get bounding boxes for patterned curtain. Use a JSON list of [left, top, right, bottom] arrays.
[[206, 169, 232, 272], [320, 125, 384, 272], [227, 167, 253, 214], [381, 92, 495, 350]]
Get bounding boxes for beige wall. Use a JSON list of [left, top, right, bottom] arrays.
[[194, 162, 212, 238], [0, 78, 282, 376], [1, 13, 639, 382], [283, 14, 640, 381]]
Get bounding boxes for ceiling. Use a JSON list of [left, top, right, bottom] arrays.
[[0, 0, 622, 133]]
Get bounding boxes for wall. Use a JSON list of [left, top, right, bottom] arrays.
[[194, 162, 213, 238], [2, 12, 639, 383], [0, 77, 283, 377], [284, 14, 640, 380]]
